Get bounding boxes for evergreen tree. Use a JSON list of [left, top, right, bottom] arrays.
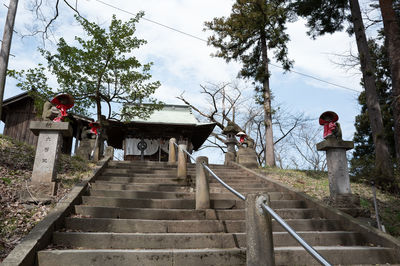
[[204, 0, 293, 167], [292, 0, 394, 186], [378, 0, 400, 165], [351, 40, 396, 190]]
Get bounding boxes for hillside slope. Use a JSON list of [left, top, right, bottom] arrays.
[[0, 134, 94, 262], [258, 168, 400, 239]]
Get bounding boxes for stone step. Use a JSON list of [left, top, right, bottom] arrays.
[[37, 248, 247, 266], [108, 161, 173, 167], [65, 218, 343, 233], [103, 168, 253, 178], [107, 165, 176, 171], [37, 246, 399, 266], [210, 187, 280, 193], [96, 176, 188, 184], [52, 231, 364, 249], [208, 182, 271, 187], [102, 168, 177, 175], [107, 161, 236, 169], [81, 196, 243, 209], [101, 172, 256, 181], [188, 170, 252, 176], [99, 172, 262, 183], [92, 182, 278, 193], [74, 206, 320, 220], [89, 189, 298, 200], [92, 181, 191, 192], [83, 195, 306, 209], [95, 177, 271, 189], [274, 246, 399, 265], [207, 179, 266, 184], [104, 168, 251, 177]]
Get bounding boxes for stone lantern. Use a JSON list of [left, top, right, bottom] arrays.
[[222, 122, 239, 165]]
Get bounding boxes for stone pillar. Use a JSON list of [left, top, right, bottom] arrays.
[[105, 146, 114, 158], [168, 138, 176, 164], [27, 121, 72, 199], [224, 133, 237, 165], [76, 138, 96, 160], [196, 156, 210, 210], [236, 147, 259, 168], [177, 143, 187, 179], [316, 138, 354, 202], [246, 193, 275, 266], [92, 134, 105, 162]]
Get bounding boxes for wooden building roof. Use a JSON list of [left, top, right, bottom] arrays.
[[105, 105, 215, 150]]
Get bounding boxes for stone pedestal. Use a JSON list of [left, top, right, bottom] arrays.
[[195, 156, 210, 210], [246, 193, 275, 266], [76, 139, 96, 160], [236, 147, 259, 168], [177, 143, 187, 179], [224, 152, 236, 165], [105, 146, 114, 158], [25, 121, 72, 200], [168, 138, 177, 164], [316, 138, 354, 202], [224, 137, 237, 165]]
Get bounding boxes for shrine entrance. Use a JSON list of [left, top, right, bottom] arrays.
[[104, 105, 215, 161]]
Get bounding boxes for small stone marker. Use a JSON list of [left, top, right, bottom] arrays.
[[25, 121, 72, 200]]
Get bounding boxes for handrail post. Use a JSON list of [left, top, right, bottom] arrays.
[[246, 193, 275, 266], [168, 138, 177, 164], [196, 157, 210, 209], [177, 143, 187, 179]]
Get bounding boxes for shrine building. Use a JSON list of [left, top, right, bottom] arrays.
[[105, 104, 215, 161]]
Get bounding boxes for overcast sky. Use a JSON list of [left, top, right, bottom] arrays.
[[0, 0, 373, 163]]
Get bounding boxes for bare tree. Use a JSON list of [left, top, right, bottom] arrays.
[[25, 0, 82, 42], [178, 81, 309, 166], [288, 124, 327, 171]]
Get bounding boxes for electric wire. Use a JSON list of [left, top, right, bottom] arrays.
[[93, 0, 360, 93], [93, 0, 208, 42], [88, 0, 362, 93]]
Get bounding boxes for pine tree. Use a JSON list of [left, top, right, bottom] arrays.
[[204, 0, 293, 167]]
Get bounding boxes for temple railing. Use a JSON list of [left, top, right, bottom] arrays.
[[170, 140, 331, 266]]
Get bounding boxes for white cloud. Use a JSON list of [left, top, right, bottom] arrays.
[[0, 0, 376, 163]]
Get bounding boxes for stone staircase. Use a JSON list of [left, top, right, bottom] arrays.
[[36, 160, 400, 265]]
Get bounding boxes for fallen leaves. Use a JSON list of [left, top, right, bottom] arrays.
[[0, 134, 94, 262]]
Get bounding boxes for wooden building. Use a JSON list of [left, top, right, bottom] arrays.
[[105, 105, 215, 161], [1, 92, 93, 154], [1, 92, 39, 146]]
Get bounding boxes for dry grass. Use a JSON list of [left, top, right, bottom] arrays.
[[258, 167, 400, 239], [0, 134, 95, 262]]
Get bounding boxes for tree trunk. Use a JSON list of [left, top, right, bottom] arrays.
[[349, 0, 394, 184], [0, 0, 19, 120], [260, 31, 276, 167], [96, 93, 102, 123], [379, 0, 400, 165]]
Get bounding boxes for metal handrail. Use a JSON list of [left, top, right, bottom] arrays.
[[260, 203, 331, 266], [173, 142, 331, 266]]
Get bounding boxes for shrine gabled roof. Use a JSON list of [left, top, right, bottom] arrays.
[[130, 104, 201, 125], [105, 104, 216, 150]]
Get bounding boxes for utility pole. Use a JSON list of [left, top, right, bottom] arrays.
[[0, 0, 19, 120]]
